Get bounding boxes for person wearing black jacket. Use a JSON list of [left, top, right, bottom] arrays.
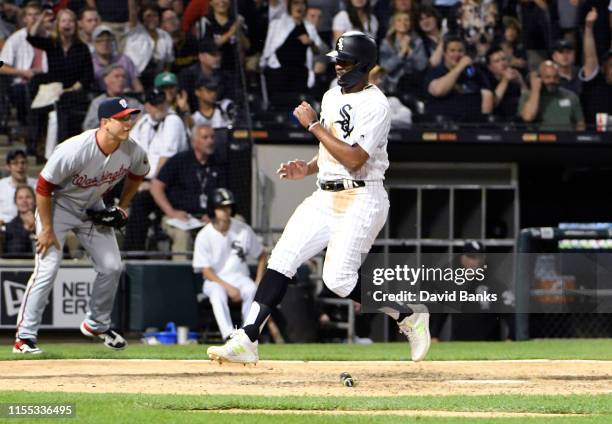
[[150, 124, 228, 259], [3, 185, 36, 258], [27, 8, 93, 142]]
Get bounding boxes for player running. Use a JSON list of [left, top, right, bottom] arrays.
[[207, 31, 430, 364], [13, 98, 149, 354]]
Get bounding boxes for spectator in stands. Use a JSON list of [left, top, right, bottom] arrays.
[[124, 88, 188, 253], [302, 4, 333, 98], [369, 65, 412, 128], [0, 2, 48, 134], [551, 39, 581, 95], [78, 6, 100, 53], [151, 124, 228, 259], [161, 7, 198, 75], [260, 0, 325, 107], [578, 8, 612, 127], [88, 0, 130, 46], [578, 0, 610, 61], [91, 25, 143, 93], [157, 0, 175, 10], [82, 64, 143, 130], [392, 0, 414, 14], [2, 185, 36, 258], [181, 0, 208, 34], [519, 0, 553, 69], [0, 150, 36, 226], [431, 0, 461, 23], [499, 16, 527, 74], [27, 7, 94, 142], [154, 71, 182, 112], [425, 35, 494, 123], [519, 61, 585, 130], [184, 76, 234, 130], [333, 0, 378, 44], [416, 5, 444, 68], [124, 0, 174, 89], [304, 1, 340, 45], [379, 11, 428, 96], [192, 188, 266, 341], [556, 0, 580, 47], [179, 38, 223, 112], [198, 0, 250, 78], [483, 45, 525, 121], [456, 0, 498, 60], [376, 0, 416, 38], [0, 2, 16, 46]]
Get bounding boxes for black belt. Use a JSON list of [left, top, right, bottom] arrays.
[[318, 179, 366, 191]]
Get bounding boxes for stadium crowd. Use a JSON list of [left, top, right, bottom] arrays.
[[0, 0, 609, 259]]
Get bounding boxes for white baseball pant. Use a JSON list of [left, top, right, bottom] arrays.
[[268, 181, 389, 297], [16, 208, 123, 340], [203, 274, 257, 340]]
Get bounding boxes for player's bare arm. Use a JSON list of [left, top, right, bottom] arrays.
[[203, 267, 241, 302], [34, 193, 60, 258], [293, 101, 369, 172], [276, 155, 318, 180]]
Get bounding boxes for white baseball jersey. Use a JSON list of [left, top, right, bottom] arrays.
[[317, 84, 390, 181], [267, 84, 391, 298], [40, 129, 150, 216], [130, 112, 188, 179], [193, 218, 263, 282], [0, 176, 37, 222]]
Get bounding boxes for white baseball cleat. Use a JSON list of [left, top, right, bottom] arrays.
[[13, 338, 43, 354], [80, 321, 127, 350], [207, 329, 259, 364], [398, 312, 431, 362]]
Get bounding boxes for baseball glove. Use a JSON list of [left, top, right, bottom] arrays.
[[86, 206, 128, 229]]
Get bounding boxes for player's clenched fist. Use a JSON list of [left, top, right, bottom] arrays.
[[277, 160, 308, 180], [35, 228, 61, 258], [293, 101, 318, 128]]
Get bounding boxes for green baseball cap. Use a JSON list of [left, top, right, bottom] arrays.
[[154, 72, 178, 88]]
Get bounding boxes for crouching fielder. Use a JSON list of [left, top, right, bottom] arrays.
[[13, 98, 149, 354], [207, 31, 430, 364]]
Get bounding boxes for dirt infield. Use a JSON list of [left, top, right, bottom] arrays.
[[1, 359, 611, 397]]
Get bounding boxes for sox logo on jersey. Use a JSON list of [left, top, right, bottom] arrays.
[[334, 104, 354, 138]]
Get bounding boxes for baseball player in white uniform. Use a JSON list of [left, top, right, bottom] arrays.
[[193, 188, 266, 340], [13, 97, 150, 354], [208, 31, 431, 364]]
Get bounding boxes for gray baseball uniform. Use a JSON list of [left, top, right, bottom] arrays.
[[16, 129, 149, 340]]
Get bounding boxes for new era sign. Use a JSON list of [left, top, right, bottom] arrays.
[[0, 270, 53, 328]]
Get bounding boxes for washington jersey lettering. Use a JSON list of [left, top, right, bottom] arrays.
[[318, 84, 390, 181], [40, 129, 150, 216]]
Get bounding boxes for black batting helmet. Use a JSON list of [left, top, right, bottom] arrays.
[[327, 31, 378, 87], [207, 188, 235, 217]]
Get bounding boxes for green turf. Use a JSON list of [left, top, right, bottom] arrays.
[[0, 392, 609, 424], [2, 339, 612, 361]]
